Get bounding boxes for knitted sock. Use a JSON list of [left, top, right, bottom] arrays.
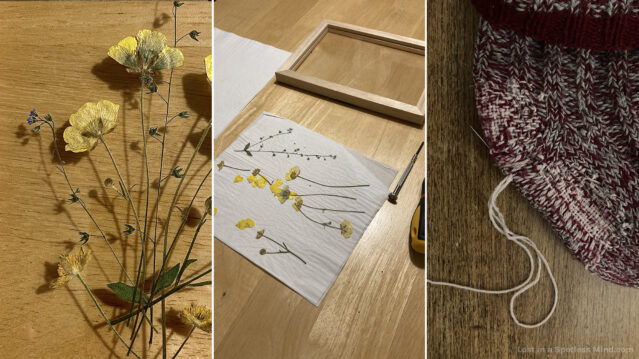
[[474, 18, 639, 286]]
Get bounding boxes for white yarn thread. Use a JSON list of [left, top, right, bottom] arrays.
[[428, 174, 558, 328]]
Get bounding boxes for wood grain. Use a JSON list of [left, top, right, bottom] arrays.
[[0, 2, 211, 358], [214, 0, 425, 358], [427, 1, 639, 357]]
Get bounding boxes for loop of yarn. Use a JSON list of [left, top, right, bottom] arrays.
[[428, 174, 558, 328]]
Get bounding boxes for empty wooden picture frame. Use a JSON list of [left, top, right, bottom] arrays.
[[275, 20, 425, 125]]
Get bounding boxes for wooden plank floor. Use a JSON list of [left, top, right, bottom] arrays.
[[427, 1, 639, 357], [213, 0, 425, 358], [0, 2, 211, 358]]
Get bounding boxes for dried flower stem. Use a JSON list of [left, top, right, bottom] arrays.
[[302, 204, 364, 214], [172, 325, 195, 358], [175, 213, 208, 286], [127, 119, 212, 352], [111, 268, 212, 325], [76, 274, 141, 359], [299, 210, 340, 230], [40, 120, 132, 282], [262, 234, 306, 264], [297, 175, 369, 188], [298, 193, 357, 200]]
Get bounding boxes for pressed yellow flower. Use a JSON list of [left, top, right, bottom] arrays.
[[214, 208, 218, 215], [49, 247, 92, 288], [217, 160, 225, 171], [285, 166, 300, 181], [277, 185, 291, 204], [234, 175, 243, 183], [179, 303, 212, 333], [256, 229, 264, 239], [108, 29, 184, 73], [236, 218, 255, 229], [247, 175, 267, 188], [270, 179, 284, 195], [340, 219, 353, 239], [205, 54, 212, 83], [292, 197, 303, 212], [63, 100, 119, 152]]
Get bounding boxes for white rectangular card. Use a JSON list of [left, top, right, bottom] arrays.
[[214, 112, 397, 305]]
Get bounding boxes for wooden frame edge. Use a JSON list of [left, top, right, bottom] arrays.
[[275, 20, 425, 125]]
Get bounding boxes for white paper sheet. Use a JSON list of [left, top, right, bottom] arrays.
[[213, 28, 291, 138], [214, 112, 397, 305]]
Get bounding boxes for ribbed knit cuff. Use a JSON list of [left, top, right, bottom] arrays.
[[472, 0, 639, 50]]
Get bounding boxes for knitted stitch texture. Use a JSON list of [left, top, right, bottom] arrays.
[[472, 0, 639, 50], [474, 18, 639, 286]]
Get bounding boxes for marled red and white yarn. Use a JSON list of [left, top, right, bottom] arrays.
[[474, 18, 639, 287]]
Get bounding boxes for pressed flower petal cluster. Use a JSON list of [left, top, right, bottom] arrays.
[[50, 247, 92, 289], [108, 29, 184, 73], [63, 100, 119, 152], [179, 303, 212, 333]]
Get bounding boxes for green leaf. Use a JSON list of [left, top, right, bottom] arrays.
[[244, 143, 250, 150], [182, 259, 197, 272], [107, 282, 148, 303], [188, 280, 211, 287], [153, 263, 180, 294], [246, 150, 252, 157]]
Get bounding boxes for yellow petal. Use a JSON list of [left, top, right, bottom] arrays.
[[289, 192, 297, 199], [107, 36, 138, 69], [96, 100, 119, 134], [256, 177, 267, 188], [152, 46, 184, 71], [214, 208, 218, 215], [205, 54, 212, 82], [236, 218, 255, 229], [136, 29, 167, 62], [270, 179, 283, 195], [63, 126, 97, 152]]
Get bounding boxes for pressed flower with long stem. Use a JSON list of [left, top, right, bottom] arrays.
[[28, 2, 212, 358], [255, 229, 306, 264], [173, 304, 211, 358], [285, 165, 369, 188]]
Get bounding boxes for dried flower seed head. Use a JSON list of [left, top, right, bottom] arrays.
[[252, 168, 260, 176], [292, 196, 303, 212], [79, 231, 90, 244], [123, 224, 135, 235], [259, 249, 267, 255], [278, 185, 291, 204], [217, 160, 224, 171], [63, 100, 119, 152], [189, 30, 201, 41], [178, 111, 190, 118], [340, 219, 353, 239], [256, 229, 264, 239], [172, 166, 185, 178], [285, 166, 300, 181], [104, 178, 114, 187], [108, 29, 184, 73], [179, 303, 212, 333]]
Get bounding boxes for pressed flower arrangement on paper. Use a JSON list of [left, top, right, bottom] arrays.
[[25, 2, 211, 358], [214, 112, 397, 305]]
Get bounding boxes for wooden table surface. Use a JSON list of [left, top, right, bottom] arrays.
[[427, 1, 639, 357], [213, 0, 425, 358], [0, 2, 211, 358]]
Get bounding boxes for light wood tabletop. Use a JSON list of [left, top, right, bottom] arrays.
[[0, 2, 211, 358], [428, 0, 639, 357], [213, 0, 425, 358]]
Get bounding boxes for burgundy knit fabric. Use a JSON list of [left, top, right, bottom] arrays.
[[474, 19, 639, 286], [472, 0, 639, 50]]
